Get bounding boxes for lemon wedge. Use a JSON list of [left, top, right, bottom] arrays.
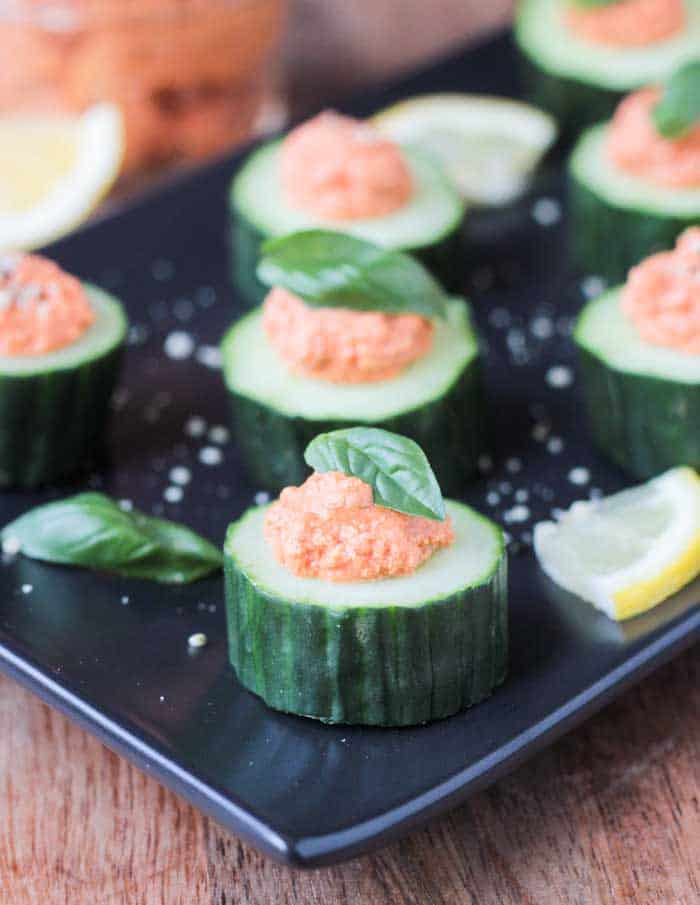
[[372, 94, 557, 206], [534, 467, 700, 621], [0, 103, 124, 251]]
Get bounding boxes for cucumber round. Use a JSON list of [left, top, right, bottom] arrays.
[[224, 499, 508, 726], [228, 140, 466, 307], [568, 124, 700, 282], [515, 0, 700, 133], [221, 298, 485, 495], [574, 288, 700, 478], [0, 285, 127, 488]]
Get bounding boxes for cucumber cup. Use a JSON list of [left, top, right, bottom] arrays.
[[515, 0, 700, 135], [229, 138, 465, 308], [224, 428, 508, 726], [575, 288, 700, 478], [0, 285, 127, 488], [569, 123, 700, 282]]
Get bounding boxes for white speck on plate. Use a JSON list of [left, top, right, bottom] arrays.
[[503, 504, 530, 524], [498, 481, 512, 495], [531, 422, 550, 442], [185, 416, 207, 437], [199, 446, 223, 466], [208, 604, 217, 613], [118, 499, 133, 512], [2, 535, 20, 555], [164, 485, 184, 503], [568, 467, 591, 486], [547, 436, 564, 454], [530, 315, 554, 340], [486, 491, 500, 507], [477, 454, 493, 474], [196, 286, 217, 307], [255, 491, 270, 505], [164, 331, 194, 360], [546, 365, 573, 389], [196, 344, 223, 369], [121, 595, 130, 605], [169, 466, 191, 486], [21, 583, 33, 594], [159, 695, 166, 702], [197, 601, 207, 611], [173, 298, 195, 321], [152, 258, 175, 281], [581, 275, 607, 299], [505, 457, 522, 474], [127, 324, 150, 346], [515, 489, 529, 503], [188, 632, 208, 649], [488, 307, 511, 329], [208, 425, 230, 445], [532, 197, 561, 226]]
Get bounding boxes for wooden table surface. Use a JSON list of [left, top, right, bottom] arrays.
[[2, 645, 699, 904], [4, 3, 699, 903]]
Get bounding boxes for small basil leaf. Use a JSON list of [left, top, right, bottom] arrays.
[[652, 61, 700, 139], [257, 230, 448, 319], [2, 493, 222, 584], [304, 427, 446, 521]]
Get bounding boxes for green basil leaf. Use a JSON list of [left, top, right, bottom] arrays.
[[652, 61, 700, 139], [2, 493, 222, 584], [257, 230, 448, 319], [304, 427, 446, 521]]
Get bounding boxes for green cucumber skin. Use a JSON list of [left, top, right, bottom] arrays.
[[569, 172, 698, 283], [576, 346, 700, 479], [0, 345, 123, 488], [225, 545, 507, 726], [229, 210, 465, 310], [518, 54, 620, 139], [226, 358, 485, 497]]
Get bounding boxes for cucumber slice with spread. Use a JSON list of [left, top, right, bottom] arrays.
[[229, 140, 465, 307], [221, 298, 484, 494], [515, 0, 700, 133], [569, 123, 700, 282], [0, 285, 127, 487], [574, 287, 700, 477], [224, 499, 508, 725]]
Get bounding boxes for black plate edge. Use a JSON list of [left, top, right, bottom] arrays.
[[0, 641, 295, 864], [293, 609, 700, 865], [1, 608, 697, 868]]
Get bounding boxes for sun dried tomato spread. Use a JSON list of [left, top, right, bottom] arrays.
[[264, 470, 454, 582], [280, 110, 413, 220], [263, 287, 433, 383], [0, 254, 94, 357], [622, 227, 700, 354], [565, 0, 685, 47], [607, 87, 700, 188]]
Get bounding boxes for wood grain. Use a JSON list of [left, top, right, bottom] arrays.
[[2, 647, 699, 904]]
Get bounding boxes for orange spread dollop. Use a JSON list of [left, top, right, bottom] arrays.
[[565, 0, 685, 47], [280, 110, 413, 220], [263, 287, 434, 383], [0, 254, 94, 357], [607, 87, 700, 188], [622, 227, 700, 354], [264, 470, 454, 582]]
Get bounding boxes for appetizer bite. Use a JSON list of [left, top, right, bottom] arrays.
[[229, 110, 464, 306], [220, 230, 485, 495], [224, 427, 508, 725], [574, 228, 700, 477], [569, 61, 700, 281], [0, 254, 126, 487], [373, 94, 557, 207], [515, 0, 700, 133], [534, 466, 700, 621]]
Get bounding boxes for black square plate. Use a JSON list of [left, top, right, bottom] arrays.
[[0, 33, 698, 868]]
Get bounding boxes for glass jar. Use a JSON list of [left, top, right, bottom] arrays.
[[0, 0, 287, 180]]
